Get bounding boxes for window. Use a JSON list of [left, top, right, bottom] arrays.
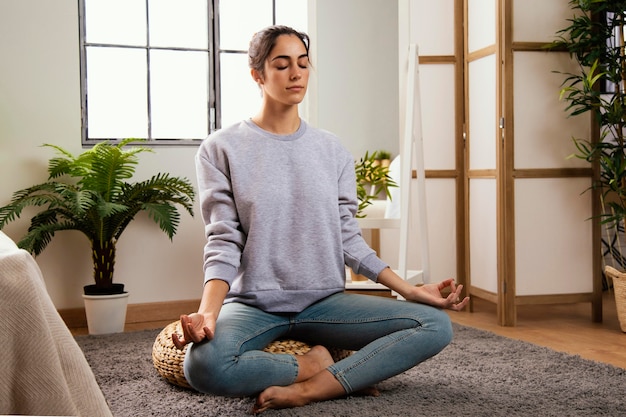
[[79, 0, 307, 146]]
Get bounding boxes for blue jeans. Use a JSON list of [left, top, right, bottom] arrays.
[[183, 292, 453, 396]]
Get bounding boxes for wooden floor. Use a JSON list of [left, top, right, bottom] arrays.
[[70, 291, 626, 370], [448, 291, 626, 370]]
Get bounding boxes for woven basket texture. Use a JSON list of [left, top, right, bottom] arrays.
[[152, 320, 353, 389], [604, 266, 626, 333]]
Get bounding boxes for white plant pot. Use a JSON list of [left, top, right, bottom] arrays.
[[83, 292, 130, 335]]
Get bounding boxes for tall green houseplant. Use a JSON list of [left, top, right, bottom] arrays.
[[548, 0, 626, 332], [0, 139, 195, 294], [548, 0, 626, 228]]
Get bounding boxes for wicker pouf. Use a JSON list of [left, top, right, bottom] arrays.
[[152, 320, 352, 389]]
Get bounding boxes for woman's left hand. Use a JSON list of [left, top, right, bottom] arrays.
[[376, 268, 469, 311], [405, 278, 469, 311]]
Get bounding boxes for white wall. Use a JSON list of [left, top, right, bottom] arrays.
[[311, 0, 400, 158]]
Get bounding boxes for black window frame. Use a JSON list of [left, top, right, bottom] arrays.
[[78, 0, 282, 146]]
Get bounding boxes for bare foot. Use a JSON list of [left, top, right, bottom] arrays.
[[251, 381, 380, 413], [252, 368, 345, 414], [295, 345, 335, 382], [252, 384, 310, 413]]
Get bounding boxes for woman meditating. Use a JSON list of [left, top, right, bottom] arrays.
[[172, 25, 469, 414]]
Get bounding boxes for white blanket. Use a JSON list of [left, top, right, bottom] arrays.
[[0, 232, 112, 416]]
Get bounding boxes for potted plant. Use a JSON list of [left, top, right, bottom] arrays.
[[547, 0, 626, 332], [373, 149, 392, 169], [355, 150, 397, 218], [351, 151, 397, 281], [0, 139, 195, 334]]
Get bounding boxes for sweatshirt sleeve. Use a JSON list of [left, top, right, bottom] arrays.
[[337, 155, 388, 281], [195, 141, 245, 287]]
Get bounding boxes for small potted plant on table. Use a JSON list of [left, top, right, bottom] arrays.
[[355, 150, 396, 218], [373, 150, 392, 169]]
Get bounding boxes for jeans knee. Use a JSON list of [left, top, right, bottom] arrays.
[[429, 308, 453, 349], [184, 343, 242, 396]]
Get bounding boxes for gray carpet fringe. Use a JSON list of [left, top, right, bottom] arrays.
[[75, 323, 626, 417]]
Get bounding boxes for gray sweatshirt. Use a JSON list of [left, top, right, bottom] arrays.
[[195, 119, 388, 312]]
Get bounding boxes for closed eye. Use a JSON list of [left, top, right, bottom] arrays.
[[271, 54, 309, 70]]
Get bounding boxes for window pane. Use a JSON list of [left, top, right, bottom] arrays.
[[149, 0, 208, 49], [150, 50, 209, 139], [86, 47, 148, 138], [220, 53, 261, 127], [219, 0, 273, 50], [85, 0, 146, 46], [275, 0, 308, 33]]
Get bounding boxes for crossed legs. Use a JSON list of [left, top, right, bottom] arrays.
[[184, 292, 453, 412]]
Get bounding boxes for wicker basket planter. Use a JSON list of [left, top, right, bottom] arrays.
[[604, 266, 626, 333]]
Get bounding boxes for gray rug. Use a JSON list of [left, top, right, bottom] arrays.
[[75, 323, 626, 417]]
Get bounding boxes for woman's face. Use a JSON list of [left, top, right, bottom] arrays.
[[254, 34, 310, 107]]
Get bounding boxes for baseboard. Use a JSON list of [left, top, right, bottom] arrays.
[[59, 299, 200, 329]]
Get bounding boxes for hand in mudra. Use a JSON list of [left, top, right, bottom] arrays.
[[172, 312, 216, 350], [407, 278, 469, 311]]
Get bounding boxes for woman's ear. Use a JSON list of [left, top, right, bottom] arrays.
[[251, 69, 263, 85]]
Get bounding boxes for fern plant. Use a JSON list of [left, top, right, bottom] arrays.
[[0, 139, 195, 293]]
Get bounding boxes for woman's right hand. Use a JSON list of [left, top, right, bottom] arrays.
[[172, 279, 228, 350], [172, 312, 217, 350]]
